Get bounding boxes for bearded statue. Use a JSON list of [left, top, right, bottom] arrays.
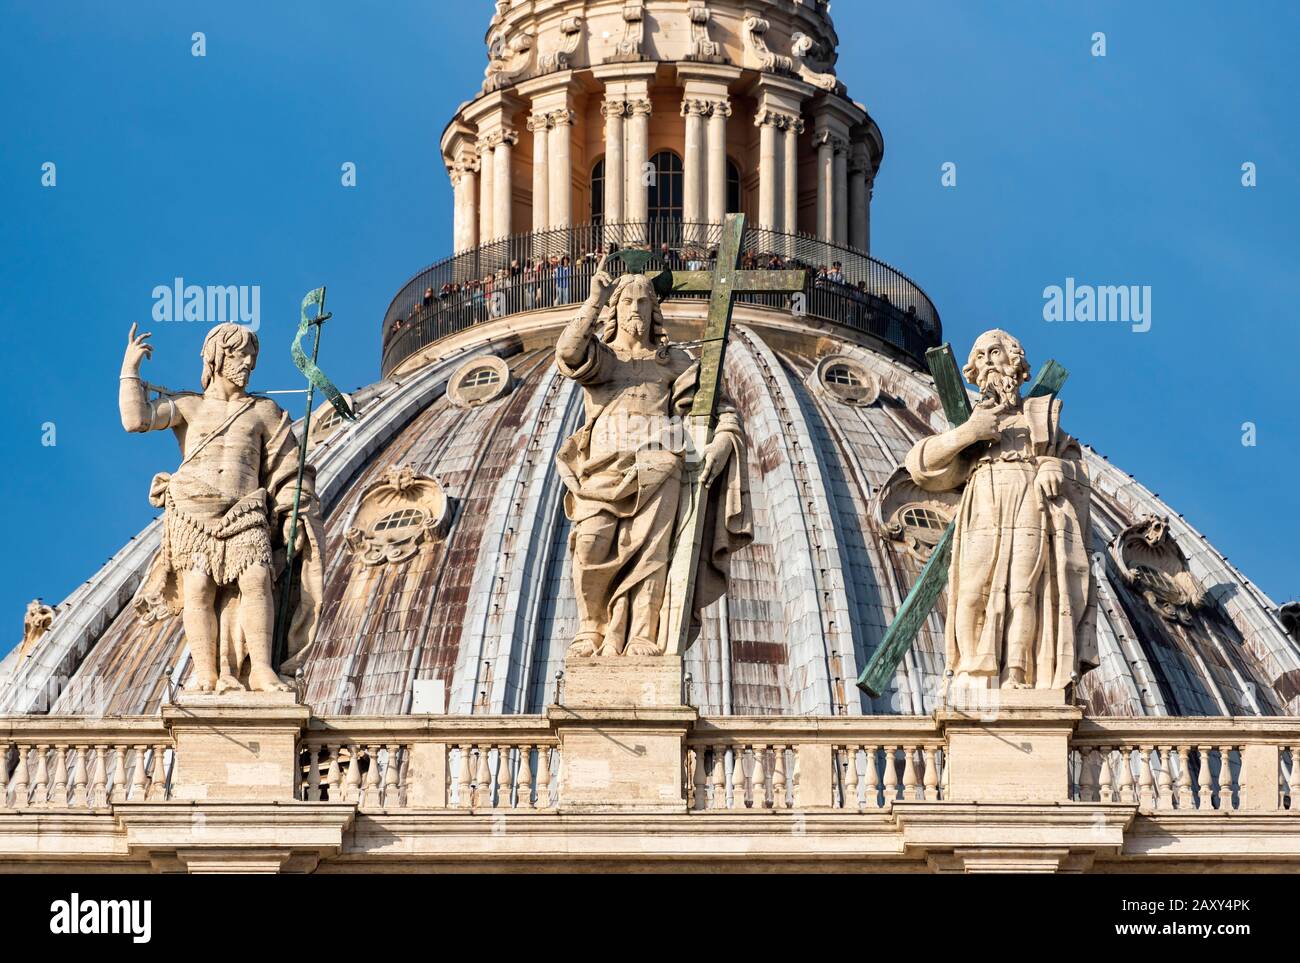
[[904, 329, 1097, 691]]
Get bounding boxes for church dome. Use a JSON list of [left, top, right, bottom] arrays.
[[4, 0, 1297, 721]]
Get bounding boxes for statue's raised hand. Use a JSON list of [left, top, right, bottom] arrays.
[[588, 252, 615, 306], [122, 322, 154, 375]]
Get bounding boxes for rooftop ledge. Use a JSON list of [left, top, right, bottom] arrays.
[[3, 705, 1300, 872], [379, 221, 942, 378]]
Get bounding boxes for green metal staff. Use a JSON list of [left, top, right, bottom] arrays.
[[272, 286, 355, 670]]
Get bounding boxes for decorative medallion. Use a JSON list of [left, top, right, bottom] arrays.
[[812, 355, 880, 406], [875, 466, 960, 562], [345, 466, 451, 566], [1110, 515, 1208, 623], [448, 356, 513, 409]]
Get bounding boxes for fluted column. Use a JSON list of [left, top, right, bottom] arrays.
[[548, 109, 574, 228], [783, 119, 802, 235], [492, 128, 517, 240], [450, 157, 479, 253], [625, 98, 652, 224], [601, 99, 626, 225], [706, 100, 730, 223], [833, 138, 848, 245], [755, 112, 781, 229], [528, 112, 551, 233], [477, 136, 495, 243], [849, 142, 871, 252], [815, 131, 835, 242], [681, 98, 708, 226]]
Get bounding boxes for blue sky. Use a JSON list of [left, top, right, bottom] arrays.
[[1, 0, 1296, 656]]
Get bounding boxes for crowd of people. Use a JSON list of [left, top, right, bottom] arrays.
[[385, 242, 922, 350]]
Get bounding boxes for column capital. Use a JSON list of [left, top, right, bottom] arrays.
[[680, 97, 712, 118], [526, 112, 552, 133], [755, 108, 802, 130], [813, 129, 850, 153], [547, 108, 576, 128], [627, 98, 653, 117], [600, 99, 628, 119], [480, 127, 520, 151]]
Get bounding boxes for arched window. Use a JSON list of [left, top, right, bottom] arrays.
[[727, 159, 743, 215], [591, 158, 605, 225], [647, 150, 683, 224]]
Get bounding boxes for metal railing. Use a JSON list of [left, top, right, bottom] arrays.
[[379, 221, 942, 376]]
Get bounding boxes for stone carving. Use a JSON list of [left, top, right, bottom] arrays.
[[904, 329, 1096, 690], [538, 16, 583, 74], [483, 29, 535, 92], [791, 31, 845, 93], [345, 466, 451, 566], [16, 599, 55, 661], [1111, 515, 1208, 623], [743, 17, 795, 74], [555, 256, 753, 657], [686, 4, 726, 63], [447, 356, 513, 408], [813, 355, 879, 406], [120, 323, 325, 692], [876, 467, 960, 563], [607, 0, 646, 63]]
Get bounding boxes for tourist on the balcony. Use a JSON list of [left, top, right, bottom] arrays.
[[556, 255, 571, 305], [828, 261, 845, 285]]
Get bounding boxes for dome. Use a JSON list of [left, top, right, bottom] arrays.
[[5, 298, 1296, 719]]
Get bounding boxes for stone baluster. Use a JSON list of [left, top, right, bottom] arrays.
[[923, 746, 940, 802], [862, 746, 880, 810], [1138, 747, 1156, 810], [1216, 746, 1235, 810], [51, 745, 69, 807], [12, 746, 31, 809], [841, 746, 859, 811], [901, 746, 918, 802], [305, 745, 321, 801], [127, 745, 146, 804], [685, 748, 697, 810], [496, 745, 514, 809], [1174, 747, 1192, 809], [71, 746, 89, 808], [881, 746, 898, 804], [109, 746, 127, 804], [472, 746, 493, 809], [1076, 749, 1095, 802], [1288, 748, 1300, 811], [730, 747, 747, 809], [1097, 748, 1113, 803], [364, 746, 384, 809], [1118, 747, 1136, 803], [384, 745, 402, 809], [709, 746, 726, 810], [752, 746, 768, 809], [771, 746, 788, 810], [345, 746, 364, 804], [1196, 745, 1213, 810], [91, 746, 108, 808], [535, 746, 552, 808], [151, 744, 170, 801], [516, 746, 534, 810], [1156, 747, 1174, 810], [325, 747, 342, 803]]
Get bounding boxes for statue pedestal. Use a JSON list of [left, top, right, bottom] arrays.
[[547, 657, 696, 813], [937, 688, 1081, 804], [162, 691, 310, 803]]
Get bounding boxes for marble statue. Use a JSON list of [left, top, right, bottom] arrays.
[[119, 322, 325, 693], [905, 329, 1097, 690], [555, 255, 753, 657], [16, 599, 55, 661]]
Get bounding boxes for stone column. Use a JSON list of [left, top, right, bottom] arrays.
[[706, 100, 730, 223], [450, 158, 479, 252], [783, 119, 802, 236], [477, 136, 495, 243], [755, 112, 780, 229], [548, 109, 574, 229], [833, 138, 849, 246], [602, 99, 626, 226], [849, 142, 871, 253], [814, 131, 835, 242], [492, 128, 517, 240], [528, 111, 551, 233], [625, 98, 652, 225], [681, 98, 708, 226]]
